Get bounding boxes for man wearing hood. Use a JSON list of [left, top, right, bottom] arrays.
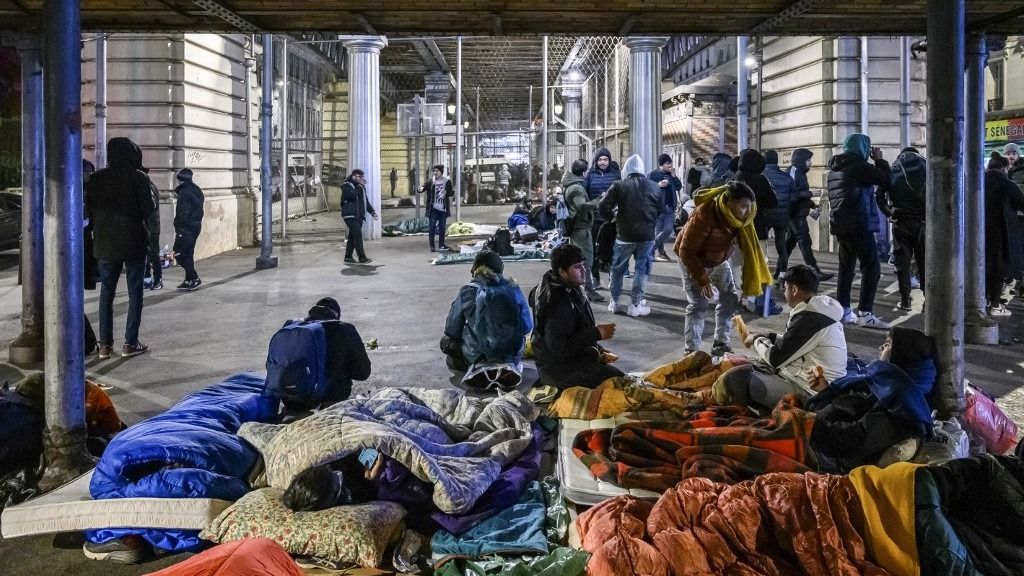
[[685, 157, 708, 196], [84, 137, 157, 360], [703, 152, 733, 189], [884, 147, 927, 310], [734, 149, 780, 314], [761, 150, 795, 279], [173, 168, 204, 291], [826, 133, 892, 329], [784, 149, 831, 280], [341, 168, 378, 263], [584, 148, 621, 288], [599, 154, 663, 317], [421, 164, 454, 252], [1006, 142, 1024, 189], [529, 244, 622, 389], [648, 153, 683, 262], [563, 159, 604, 302]]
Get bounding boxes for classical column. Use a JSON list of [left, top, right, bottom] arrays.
[[9, 40, 44, 365], [964, 34, 998, 345], [625, 37, 668, 171], [95, 33, 107, 168], [345, 36, 387, 240], [561, 77, 583, 165], [924, 0, 966, 415], [256, 33, 278, 269], [736, 36, 750, 152], [424, 70, 450, 173]]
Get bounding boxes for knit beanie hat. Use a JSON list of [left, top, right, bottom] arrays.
[[473, 250, 504, 274], [1005, 142, 1021, 156]]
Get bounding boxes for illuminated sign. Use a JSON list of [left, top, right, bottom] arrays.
[[986, 118, 1024, 142]]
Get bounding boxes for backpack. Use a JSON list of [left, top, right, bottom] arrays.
[[554, 195, 572, 235], [472, 280, 525, 362], [488, 228, 514, 256], [892, 153, 927, 206], [265, 320, 328, 408]]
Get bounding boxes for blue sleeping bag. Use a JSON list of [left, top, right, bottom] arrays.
[[87, 372, 279, 551]]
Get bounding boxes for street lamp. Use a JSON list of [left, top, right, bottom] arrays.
[[447, 102, 456, 115], [554, 102, 563, 115], [744, 55, 758, 68], [463, 120, 470, 129]]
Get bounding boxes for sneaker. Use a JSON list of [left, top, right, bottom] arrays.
[[83, 535, 151, 564], [841, 309, 857, 324], [143, 276, 153, 289], [897, 296, 912, 311], [97, 345, 113, 360], [358, 257, 373, 264], [711, 340, 732, 356], [989, 304, 1012, 317], [344, 257, 358, 263], [856, 311, 890, 330], [176, 280, 191, 289], [627, 303, 651, 317], [910, 276, 921, 290], [150, 280, 163, 291], [654, 251, 671, 262], [586, 290, 606, 302], [439, 245, 451, 252], [121, 342, 149, 358], [607, 301, 622, 315], [815, 270, 834, 282], [185, 278, 201, 291]]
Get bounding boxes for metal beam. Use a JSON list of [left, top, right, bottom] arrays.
[[749, 0, 829, 34], [353, 13, 377, 35], [618, 13, 638, 36], [967, 6, 1024, 31], [192, 0, 258, 32]]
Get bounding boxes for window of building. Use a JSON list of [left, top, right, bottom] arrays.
[[989, 59, 1004, 111]]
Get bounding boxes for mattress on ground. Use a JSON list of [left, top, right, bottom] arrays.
[[1, 470, 232, 539], [557, 411, 678, 506]]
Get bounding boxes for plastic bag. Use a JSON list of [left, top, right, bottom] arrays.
[[962, 382, 1019, 455], [912, 418, 969, 464], [877, 437, 920, 468]]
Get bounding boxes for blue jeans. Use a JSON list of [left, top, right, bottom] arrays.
[[653, 211, 675, 253], [610, 240, 654, 306], [98, 256, 146, 346], [429, 208, 447, 250], [680, 261, 739, 352]]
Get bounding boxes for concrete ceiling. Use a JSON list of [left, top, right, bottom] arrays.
[[1, 1, 1023, 34]]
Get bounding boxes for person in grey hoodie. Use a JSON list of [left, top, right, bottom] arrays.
[[599, 154, 662, 317]]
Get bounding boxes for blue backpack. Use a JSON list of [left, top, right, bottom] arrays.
[[265, 320, 327, 408], [473, 280, 525, 361]]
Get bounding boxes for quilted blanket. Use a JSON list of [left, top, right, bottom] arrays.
[[573, 399, 816, 491], [239, 387, 538, 515]]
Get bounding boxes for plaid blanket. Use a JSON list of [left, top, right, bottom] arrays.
[[573, 399, 816, 491]]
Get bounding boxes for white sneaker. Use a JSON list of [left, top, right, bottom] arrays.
[[856, 311, 890, 330], [628, 302, 651, 317], [607, 300, 621, 315], [989, 304, 1012, 317], [841, 309, 857, 324]]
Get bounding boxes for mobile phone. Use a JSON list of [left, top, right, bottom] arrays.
[[357, 448, 379, 470]]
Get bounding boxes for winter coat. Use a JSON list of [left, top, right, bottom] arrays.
[[985, 169, 1024, 280], [529, 270, 603, 378], [704, 152, 734, 188], [1010, 159, 1024, 189], [826, 153, 891, 236], [498, 168, 511, 186], [734, 149, 778, 234], [686, 165, 708, 195], [674, 199, 738, 287], [887, 149, 927, 222], [750, 294, 847, 393], [762, 163, 795, 228], [84, 137, 157, 261], [341, 177, 377, 221], [304, 306, 371, 404], [599, 162, 662, 243], [422, 176, 455, 216], [647, 168, 683, 213], [563, 172, 597, 231], [788, 148, 815, 218], [444, 274, 533, 366], [584, 147, 621, 201], [173, 175, 204, 237]]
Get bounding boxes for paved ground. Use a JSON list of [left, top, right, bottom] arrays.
[[1, 205, 1022, 574]]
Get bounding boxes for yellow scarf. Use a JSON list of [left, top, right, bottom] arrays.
[[694, 186, 772, 297]]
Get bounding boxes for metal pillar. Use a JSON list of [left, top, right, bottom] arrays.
[[344, 36, 387, 239], [541, 36, 548, 203], [9, 43, 45, 366], [625, 37, 668, 172], [245, 35, 256, 243], [562, 78, 583, 164], [455, 36, 462, 220], [965, 34, 998, 345], [924, 0, 966, 415], [280, 37, 289, 238], [860, 36, 869, 134], [719, 115, 726, 152], [603, 62, 609, 146], [475, 86, 481, 202], [899, 36, 912, 149], [94, 33, 107, 168], [39, 0, 92, 491], [736, 36, 750, 151], [256, 33, 278, 269], [755, 38, 763, 151], [528, 84, 533, 192]]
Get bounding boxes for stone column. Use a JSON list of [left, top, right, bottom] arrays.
[[561, 78, 583, 166], [424, 70, 450, 173], [625, 37, 668, 172], [345, 36, 387, 240]]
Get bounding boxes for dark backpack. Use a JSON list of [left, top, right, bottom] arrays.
[[472, 280, 525, 361], [265, 320, 328, 408], [488, 228, 514, 256], [892, 153, 927, 206]]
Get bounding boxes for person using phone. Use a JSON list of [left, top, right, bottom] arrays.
[[648, 153, 683, 263]]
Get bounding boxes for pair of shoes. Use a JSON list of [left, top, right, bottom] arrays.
[[856, 311, 890, 330], [344, 257, 358, 263], [989, 304, 1012, 317], [149, 280, 163, 291], [711, 340, 732, 356], [586, 290, 606, 302], [83, 535, 152, 564], [97, 345, 113, 360], [654, 251, 671, 262], [358, 258, 373, 264], [607, 301, 623, 315], [121, 341, 149, 358], [841, 309, 857, 324], [815, 270, 835, 282], [627, 302, 651, 317], [897, 296, 912, 311]]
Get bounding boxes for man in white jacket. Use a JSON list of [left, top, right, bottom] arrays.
[[714, 265, 847, 409]]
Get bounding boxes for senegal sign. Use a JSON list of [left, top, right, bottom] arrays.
[[986, 118, 1024, 142]]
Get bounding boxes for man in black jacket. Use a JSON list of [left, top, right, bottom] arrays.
[[885, 147, 927, 310], [784, 148, 832, 280], [173, 168, 204, 291], [529, 244, 622, 389], [648, 153, 683, 262], [84, 137, 157, 359], [341, 169, 378, 264], [302, 297, 371, 408], [827, 133, 892, 329]]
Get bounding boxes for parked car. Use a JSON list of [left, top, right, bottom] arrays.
[[0, 191, 21, 252]]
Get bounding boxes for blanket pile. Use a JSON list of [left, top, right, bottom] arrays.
[[644, 351, 747, 390], [548, 377, 707, 420]]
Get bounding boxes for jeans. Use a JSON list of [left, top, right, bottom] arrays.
[[174, 230, 199, 280], [836, 229, 881, 313], [144, 235, 162, 283], [892, 218, 925, 298], [653, 211, 675, 253], [570, 227, 596, 292], [428, 208, 447, 250], [610, 240, 654, 306], [344, 218, 367, 260], [785, 215, 820, 270], [98, 256, 146, 347], [680, 261, 739, 352]]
